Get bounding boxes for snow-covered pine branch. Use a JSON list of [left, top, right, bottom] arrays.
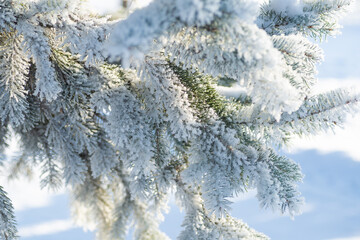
[[269, 88, 360, 145], [106, 0, 224, 67], [272, 34, 324, 97], [233, 88, 360, 146], [165, 18, 302, 120], [258, 0, 353, 39], [175, 176, 269, 240], [0, 186, 17, 240], [0, 32, 29, 127], [0, 0, 357, 239]]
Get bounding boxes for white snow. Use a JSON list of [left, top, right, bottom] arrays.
[[87, 0, 153, 14], [215, 85, 247, 98], [270, 0, 304, 16]]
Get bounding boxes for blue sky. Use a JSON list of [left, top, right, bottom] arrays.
[[1, 1, 360, 240]]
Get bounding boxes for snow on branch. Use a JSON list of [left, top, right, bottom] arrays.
[[105, 0, 222, 67], [0, 0, 357, 239], [18, 21, 61, 101], [175, 177, 269, 240], [166, 19, 303, 120], [105, 0, 262, 67], [234, 88, 360, 146], [275, 88, 360, 138], [258, 0, 354, 39], [272, 34, 324, 97], [0, 186, 17, 240], [0, 32, 29, 127]]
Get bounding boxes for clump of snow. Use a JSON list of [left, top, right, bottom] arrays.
[[175, 0, 221, 26], [270, 0, 304, 16], [222, 0, 263, 23], [216, 85, 247, 99]]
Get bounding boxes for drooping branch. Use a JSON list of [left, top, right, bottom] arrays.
[[0, 186, 17, 240]]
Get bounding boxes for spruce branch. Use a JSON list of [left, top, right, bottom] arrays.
[[0, 186, 18, 240], [0, 31, 30, 127], [258, 0, 353, 39], [0, 0, 356, 239], [234, 88, 360, 146], [175, 176, 269, 240]]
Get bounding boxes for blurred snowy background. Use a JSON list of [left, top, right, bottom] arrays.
[[1, 0, 360, 239]]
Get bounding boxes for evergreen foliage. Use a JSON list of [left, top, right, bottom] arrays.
[[0, 186, 17, 240], [0, 0, 356, 239]]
